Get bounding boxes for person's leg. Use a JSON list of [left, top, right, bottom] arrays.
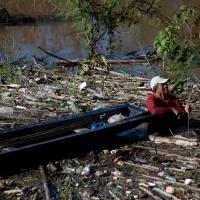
[[147, 118, 172, 135]]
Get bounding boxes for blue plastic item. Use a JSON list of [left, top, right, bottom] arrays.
[[88, 121, 108, 130]]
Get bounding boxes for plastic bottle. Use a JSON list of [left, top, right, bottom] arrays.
[[166, 186, 185, 195], [154, 181, 166, 186], [165, 174, 176, 182], [111, 171, 124, 177]]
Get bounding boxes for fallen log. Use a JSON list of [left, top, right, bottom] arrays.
[[149, 135, 198, 146], [142, 174, 200, 192], [138, 186, 162, 200], [39, 165, 51, 200], [56, 58, 159, 65], [152, 187, 179, 200], [123, 161, 186, 172], [132, 145, 200, 162]]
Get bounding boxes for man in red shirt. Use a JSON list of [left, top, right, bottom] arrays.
[[146, 76, 190, 134]]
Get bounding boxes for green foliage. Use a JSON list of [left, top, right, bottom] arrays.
[[175, 6, 196, 24], [50, 0, 171, 54], [0, 62, 16, 80], [154, 26, 180, 59], [50, 0, 128, 53], [153, 6, 197, 79], [78, 53, 111, 75]]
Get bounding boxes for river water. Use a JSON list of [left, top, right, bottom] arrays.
[[0, 0, 199, 75]]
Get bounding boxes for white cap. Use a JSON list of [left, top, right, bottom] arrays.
[[150, 76, 168, 90]]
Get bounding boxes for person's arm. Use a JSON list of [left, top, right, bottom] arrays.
[[173, 96, 186, 115], [146, 95, 172, 116]]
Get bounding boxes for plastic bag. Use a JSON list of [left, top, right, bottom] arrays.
[[67, 101, 80, 113], [107, 113, 127, 124], [88, 121, 107, 129]]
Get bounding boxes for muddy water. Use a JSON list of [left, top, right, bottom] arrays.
[[0, 0, 200, 74]]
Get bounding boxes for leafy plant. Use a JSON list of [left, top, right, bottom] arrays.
[[153, 6, 198, 79], [50, 0, 171, 55], [0, 61, 16, 81]]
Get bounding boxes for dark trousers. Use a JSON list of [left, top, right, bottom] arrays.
[[147, 113, 188, 135]]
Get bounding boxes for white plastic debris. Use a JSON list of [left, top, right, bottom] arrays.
[[107, 113, 127, 124], [110, 149, 118, 154], [67, 101, 80, 113], [74, 128, 89, 133], [60, 80, 69, 85], [158, 172, 165, 177], [35, 78, 41, 82], [102, 150, 109, 154], [95, 171, 104, 177], [63, 167, 75, 174], [1, 92, 11, 99], [184, 179, 195, 185], [4, 189, 21, 195], [111, 170, 124, 177], [21, 93, 41, 102], [148, 182, 156, 187], [106, 182, 113, 186], [125, 190, 131, 196], [81, 166, 90, 175], [0, 107, 14, 115], [79, 82, 88, 90], [15, 105, 27, 110], [92, 103, 108, 111], [7, 84, 21, 88], [76, 166, 84, 174]]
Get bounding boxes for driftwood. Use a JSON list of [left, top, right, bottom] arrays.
[[38, 46, 75, 65], [142, 174, 200, 192], [138, 186, 162, 200], [152, 187, 179, 200], [39, 165, 51, 200], [123, 161, 160, 171], [123, 161, 186, 173], [149, 135, 198, 146], [56, 58, 160, 65], [132, 145, 200, 162]]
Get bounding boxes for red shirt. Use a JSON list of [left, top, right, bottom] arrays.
[[146, 93, 185, 116]]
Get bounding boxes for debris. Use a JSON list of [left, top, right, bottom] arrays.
[[166, 186, 185, 195], [184, 179, 195, 185], [139, 186, 162, 200], [111, 170, 124, 177], [66, 101, 80, 113], [79, 82, 89, 90], [153, 187, 179, 200], [83, 187, 95, 198], [39, 165, 51, 200], [108, 113, 127, 124], [95, 171, 104, 177], [3, 189, 21, 195]]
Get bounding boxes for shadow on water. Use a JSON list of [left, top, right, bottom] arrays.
[[0, 12, 68, 26]]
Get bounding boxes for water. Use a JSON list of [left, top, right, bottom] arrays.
[[0, 0, 199, 75]]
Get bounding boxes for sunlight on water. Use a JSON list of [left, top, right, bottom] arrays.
[[0, 0, 199, 75]]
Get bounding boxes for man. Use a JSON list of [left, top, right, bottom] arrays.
[[146, 76, 190, 134]]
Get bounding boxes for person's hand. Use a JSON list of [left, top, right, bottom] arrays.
[[171, 107, 180, 115], [185, 104, 191, 114]]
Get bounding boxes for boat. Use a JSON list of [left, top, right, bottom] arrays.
[[0, 104, 152, 172]]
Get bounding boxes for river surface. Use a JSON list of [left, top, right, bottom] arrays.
[[0, 0, 199, 75]]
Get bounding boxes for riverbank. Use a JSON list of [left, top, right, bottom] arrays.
[[0, 62, 200, 199]]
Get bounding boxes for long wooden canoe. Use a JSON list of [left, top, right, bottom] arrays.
[[0, 104, 152, 172]]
